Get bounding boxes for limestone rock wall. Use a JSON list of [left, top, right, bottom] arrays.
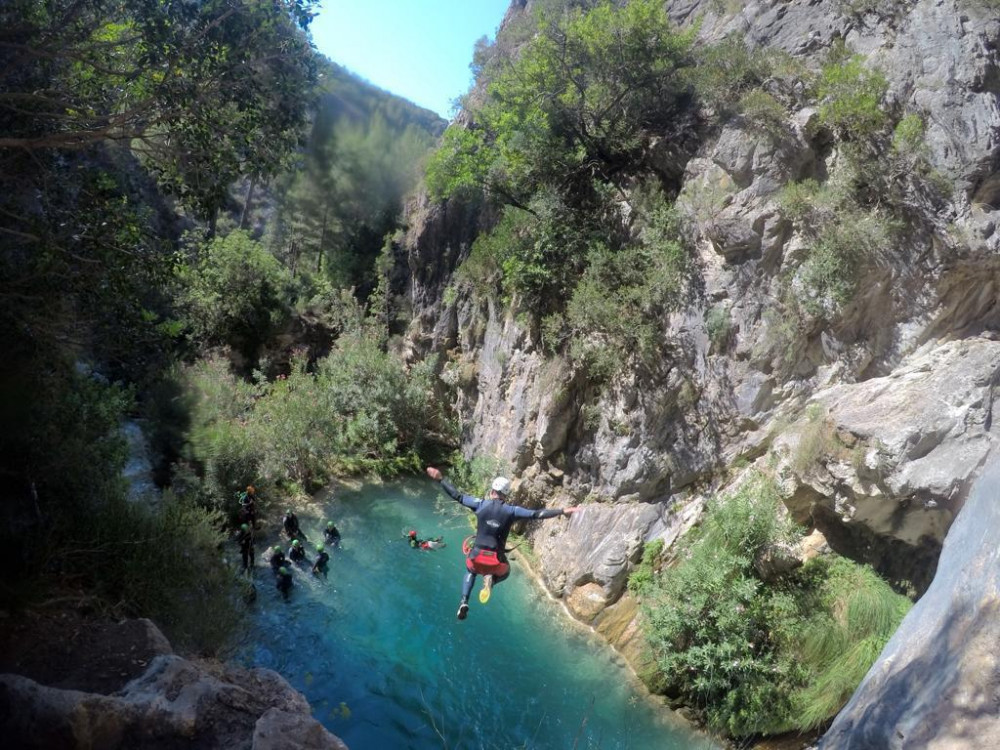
[[398, 0, 1000, 724]]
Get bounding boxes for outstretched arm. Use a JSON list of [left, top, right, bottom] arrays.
[[426, 466, 480, 510], [512, 505, 582, 520]]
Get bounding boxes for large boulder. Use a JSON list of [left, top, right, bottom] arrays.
[[532, 497, 703, 618], [0, 621, 347, 750]]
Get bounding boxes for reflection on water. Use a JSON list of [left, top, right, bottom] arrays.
[[238, 478, 718, 749]]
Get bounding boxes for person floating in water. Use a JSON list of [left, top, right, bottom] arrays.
[[288, 538, 307, 563], [407, 529, 445, 550], [276, 566, 293, 600], [269, 545, 286, 571], [312, 543, 330, 578], [283, 508, 302, 540], [425, 466, 580, 621], [323, 520, 341, 547], [236, 523, 255, 576]]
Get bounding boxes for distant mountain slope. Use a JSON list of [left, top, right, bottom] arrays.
[[245, 57, 447, 295]]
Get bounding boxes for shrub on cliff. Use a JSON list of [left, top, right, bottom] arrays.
[[642, 471, 911, 738]]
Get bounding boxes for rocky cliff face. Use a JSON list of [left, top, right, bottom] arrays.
[[400, 0, 1000, 740]]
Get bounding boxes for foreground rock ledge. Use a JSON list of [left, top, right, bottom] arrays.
[[0, 618, 348, 750]]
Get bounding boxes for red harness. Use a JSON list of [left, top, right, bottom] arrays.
[[462, 535, 510, 577]]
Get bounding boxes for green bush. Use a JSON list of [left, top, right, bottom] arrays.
[[798, 208, 896, 316], [739, 89, 789, 138], [177, 332, 440, 505], [688, 35, 776, 117], [778, 178, 897, 318], [790, 557, 912, 729], [628, 538, 665, 595], [564, 201, 688, 377], [427, 0, 695, 209], [641, 471, 910, 738], [176, 229, 295, 363], [65, 493, 244, 655], [817, 46, 889, 141], [706, 304, 733, 351]]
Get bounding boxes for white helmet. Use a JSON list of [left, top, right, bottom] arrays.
[[491, 476, 511, 496]]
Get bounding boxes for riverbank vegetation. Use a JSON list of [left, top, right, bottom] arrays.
[[636, 472, 911, 739], [0, 0, 444, 654]]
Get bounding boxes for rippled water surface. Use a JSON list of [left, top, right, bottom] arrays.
[[239, 478, 717, 749]]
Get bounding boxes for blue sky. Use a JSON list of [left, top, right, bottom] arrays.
[[310, 0, 512, 121]]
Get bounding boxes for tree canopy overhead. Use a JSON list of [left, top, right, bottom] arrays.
[[427, 0, 696, 209], [0, 0, 319, 218]]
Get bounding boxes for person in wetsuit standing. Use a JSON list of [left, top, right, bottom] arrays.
[[425, 466, 580, 621]]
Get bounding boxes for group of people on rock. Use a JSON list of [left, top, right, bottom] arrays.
[[232, 485, 343, 601]]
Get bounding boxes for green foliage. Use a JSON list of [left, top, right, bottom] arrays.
[[177, 333, 439, 504], [789, 404, 838, 475], [687, 35, 776, 117], [706, 305, 733, 351], [628, 539, 665, 595], [426, 127, 490, 201], [428, 0, 695, 207], [891, 113, 926, 155], [738, 89, 789, 139], [0, 362, 132, 535], [459, 191, 595, 313], [778, 178, 898, 318], [799, 208, 896, 316], [445, 454, 509, 499], [641, 473, 911, 738], [0, 353, 242, 655], [0, 0, 319, 219], [565, 203, 688, 373], [817, 46, 890, 141], [790, 557, 912, 729], [269, 62, 444, 292], [68, 493, 244, 654], [176, 230, 295, 362]]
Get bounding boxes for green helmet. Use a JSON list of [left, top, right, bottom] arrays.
[[279, 566, 289, 575], [273, 546, 282, 554], [327, 521, 334, 528], [292, 539, 301, 547], [316, 544, 324, 552], [286, 509, 293, 515], [240, 524, 249, 532]]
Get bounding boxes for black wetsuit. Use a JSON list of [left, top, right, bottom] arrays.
[[439, 479, 564, 602], [239, 495, 257, 525], [324, 526, 341, 545], [288, 544, 306, 562], [283, 513, 301, 539], [237, 528, 255, 573], [276, 569, 293, 599], [269, 550, 286, 571], [312, 550, 330, 576]]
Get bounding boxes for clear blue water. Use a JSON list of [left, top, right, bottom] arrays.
[[238, 478, 717, 750]]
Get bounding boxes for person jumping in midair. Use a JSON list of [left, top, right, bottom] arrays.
[[425, 466, 580, 621]]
